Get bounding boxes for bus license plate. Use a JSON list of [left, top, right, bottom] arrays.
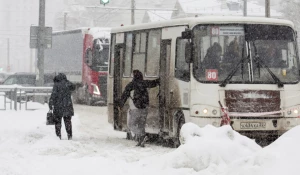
[[240, 122, 266, 129]]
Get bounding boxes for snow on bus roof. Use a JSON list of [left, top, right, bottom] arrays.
[[88, 27, 110, 39], [111, 16, 294, 33]]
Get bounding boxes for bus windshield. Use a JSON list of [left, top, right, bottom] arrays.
[[91, 38, 109, 71], [193, 24, 299, 85]]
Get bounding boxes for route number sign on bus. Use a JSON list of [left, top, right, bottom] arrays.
[[211, 26, 244, 36], [206, 69, 218, 81]]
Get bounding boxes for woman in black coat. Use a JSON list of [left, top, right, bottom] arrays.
[[49, 73, 75, 140]]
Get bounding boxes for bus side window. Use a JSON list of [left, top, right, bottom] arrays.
[[134, 33, 141, 53], [124, 33, 133, 77], [175, 38, 190, 82], [146, 29, 161, 77], [109, 34, 116, 76], [132, 32, 147, 75], [140, 32, 147, 53]]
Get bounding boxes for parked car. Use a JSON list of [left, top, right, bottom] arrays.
[[1, 73, 55, 102], [2, 73, 55, 87], [0, 72, 12, 84]]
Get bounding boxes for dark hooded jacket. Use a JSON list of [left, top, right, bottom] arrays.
[[119, 70, 159, 109], [49, 73, 76, 117]]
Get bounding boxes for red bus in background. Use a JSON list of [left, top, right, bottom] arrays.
[[44, 28, 110, 105]]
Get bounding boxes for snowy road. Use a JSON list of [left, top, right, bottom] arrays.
[[0, 104, 173, 175], [73, 104, 172, 161], [1, 103, 300, 175]]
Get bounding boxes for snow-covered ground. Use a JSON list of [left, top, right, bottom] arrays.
[[0, 102, 300, 175]]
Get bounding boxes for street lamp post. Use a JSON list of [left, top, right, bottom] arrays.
[[7, 38, 10, 72], [244, 0, 247, 16], [64, 12, 68, 30], [131, 0, 135, 24], [37, 0, 45, 87], [265, 0, 270, 17]]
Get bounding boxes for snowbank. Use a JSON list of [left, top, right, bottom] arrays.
[[0, 109, 87, 175], [140, 123, 300, 174], [143, 123, 261, 173], [227, 125, 300, 175], [141, 123, 300, 175]]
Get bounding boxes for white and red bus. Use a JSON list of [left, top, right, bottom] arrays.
[[44, 28, 110, 105], [108, 16, 300, 146]]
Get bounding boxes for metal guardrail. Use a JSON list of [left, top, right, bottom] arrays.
[[0, 86, 52, 111]]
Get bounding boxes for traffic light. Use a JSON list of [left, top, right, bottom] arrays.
[[100, 0, 109, 5]]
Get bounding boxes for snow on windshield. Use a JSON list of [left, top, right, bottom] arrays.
[[194, 24, 299, 84]]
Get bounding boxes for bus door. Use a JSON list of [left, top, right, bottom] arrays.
[[113, 44, 124, 131], [159, 40, 172, 132]]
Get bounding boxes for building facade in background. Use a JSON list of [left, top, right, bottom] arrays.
[[142, 0, 282, 23], [172, 0, 281, 19]]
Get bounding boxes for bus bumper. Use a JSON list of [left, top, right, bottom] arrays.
[[189, 116, 300, 135]]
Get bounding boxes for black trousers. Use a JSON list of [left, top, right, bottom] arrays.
[[55, 116, 72, 137]]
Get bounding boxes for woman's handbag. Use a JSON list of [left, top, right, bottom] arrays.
[[46, 110, 55, 125]]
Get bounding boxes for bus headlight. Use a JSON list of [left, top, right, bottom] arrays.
[[284, 106, 300, 117], [191, 105, 219, 117]]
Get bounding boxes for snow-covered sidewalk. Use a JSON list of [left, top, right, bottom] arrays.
[[0, 105, 300, 175], [0, 106, 172, 175]]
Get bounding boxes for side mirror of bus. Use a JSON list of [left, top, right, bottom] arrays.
[[185, 42, 192, 63]]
